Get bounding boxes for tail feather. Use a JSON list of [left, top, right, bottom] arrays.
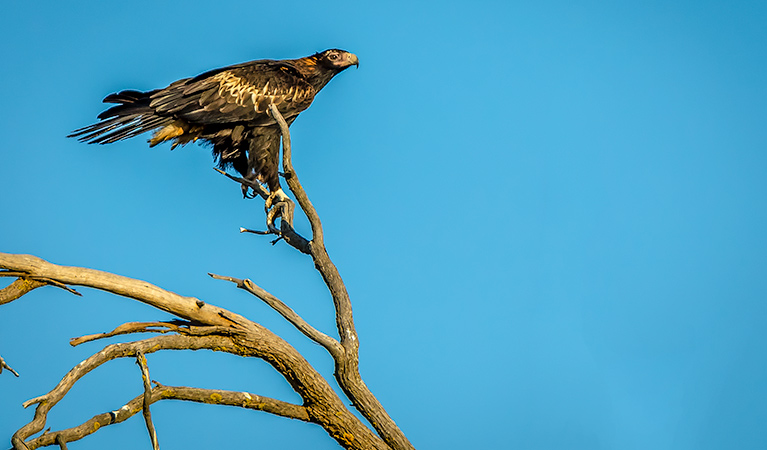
[[68, 89, 171, 144]]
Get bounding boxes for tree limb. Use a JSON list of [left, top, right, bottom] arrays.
[[269, 104, 324, 246], [69, 321, 191, 347], [0, 254, 252, 330], [20, 384, 311, 450], [208, 273, 344, 359], [136, 352, 159, 450]]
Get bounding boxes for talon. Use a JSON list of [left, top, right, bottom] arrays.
[[266, 206, 281, 234], [264, 188, 289, 211], [264, 188, 294, 234], [241, 184, 256, 199]]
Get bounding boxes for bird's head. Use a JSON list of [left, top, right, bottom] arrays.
[[316, 49, 359, 71]]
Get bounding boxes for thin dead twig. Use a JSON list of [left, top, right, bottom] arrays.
[[0, 274, 80, 303], [136, 352, 159, 450], [213, 168, 270, 199], [70, 321, 190, 346], [1, 354, 20, 377], [208, 273, 343, 359]]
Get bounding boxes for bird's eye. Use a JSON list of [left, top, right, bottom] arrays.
[[328, 53, 338, 60]]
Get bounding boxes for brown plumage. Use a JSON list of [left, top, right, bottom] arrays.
[[69, 49, 359, 196]]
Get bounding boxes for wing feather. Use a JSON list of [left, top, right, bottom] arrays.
[[149, 61, 316, 126]]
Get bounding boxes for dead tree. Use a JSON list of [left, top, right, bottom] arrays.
[[0, 106, 414, 450]]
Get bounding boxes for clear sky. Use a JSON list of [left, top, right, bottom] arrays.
[[1, 1, 766, 449]]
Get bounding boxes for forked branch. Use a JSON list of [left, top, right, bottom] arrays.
[[136, 352, 160, 450]]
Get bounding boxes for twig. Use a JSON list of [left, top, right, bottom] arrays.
[[239, 227, 271, 235], [0, 275, 80, 302], [136, 352, 159, 450], [208, 273, 343, 359], [70, 321, 190, 347], [28, 278, 81, 297], [0, 354, 20, 377], [213, 168, 269, 199]]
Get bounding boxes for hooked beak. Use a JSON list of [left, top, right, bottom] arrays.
[[347, 53, 359, 68]]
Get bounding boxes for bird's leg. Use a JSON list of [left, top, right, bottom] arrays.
[[265, 187, 289, 211], [240, 173, 265, 199], [241, 184, 255, 199], [265, 187, 294, 233]]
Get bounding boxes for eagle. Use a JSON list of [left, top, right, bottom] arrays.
[[69, 49, 359, 209]]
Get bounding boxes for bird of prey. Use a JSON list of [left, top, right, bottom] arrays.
[[69, 49, 359, 210]]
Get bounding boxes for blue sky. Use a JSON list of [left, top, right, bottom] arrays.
[[1, 1, 766, 449]]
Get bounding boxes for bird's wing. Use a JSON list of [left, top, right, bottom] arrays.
[[149, 60, 316, 125]]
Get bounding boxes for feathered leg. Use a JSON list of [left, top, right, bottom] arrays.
[[248, 131, 294, 232]]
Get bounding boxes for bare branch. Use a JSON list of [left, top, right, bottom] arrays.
[[0, 354, 20, 377], [213, 168, 270, 200], [239, 226, 271, 235], [0, 253, 253, 330], [0, 274, 80, 304], [22, 384, 310, 450], [269, 104, 324, 246], [136, 352, 159, 450], [70, 321, 190, 347], [208, 273, 343, 359]]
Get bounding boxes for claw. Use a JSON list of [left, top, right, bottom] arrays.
[[264, 188, 289, 211], [241, 184, 257, 199], [264, 188, 294, 233]]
